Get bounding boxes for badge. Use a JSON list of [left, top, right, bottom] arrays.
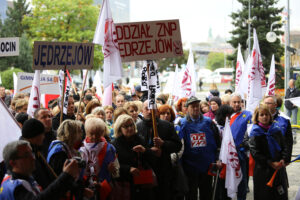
[[190, 133, 207, 148]]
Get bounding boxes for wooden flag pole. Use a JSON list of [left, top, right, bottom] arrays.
[[60, 65, 67, 125], [76, 70, 89, 117], [146, 61, 158, 138]]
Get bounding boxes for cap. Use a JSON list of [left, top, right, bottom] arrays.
[[185, 96, 200, 107], [22, 118, 45, 139]]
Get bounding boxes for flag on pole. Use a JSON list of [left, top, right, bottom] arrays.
[[287, 96, 300, 107], [93, 70, 103, 100], [13, 72, 18, 95], [246, 29, 266, 113], [181, 48, 196, 98], [27, 70, 41, 117], [102, 84, 113, 106], [93, 0, 123, 89], [235, 44, 245, 94], [59, 70, 72, 115], [238, 55, 250, 99], [266, 55, 276, 96], [0, 99, 21, 161], [219, 118, 242, 198]]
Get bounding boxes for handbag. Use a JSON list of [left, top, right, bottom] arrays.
[[133, 152, 156, 186]]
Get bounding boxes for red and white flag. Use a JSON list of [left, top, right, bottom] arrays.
[[181, 48, 196, 98], [235, 44, 245, 94], [59, 70, 72, 115], [93, 0, 123, 89], [246, 29, 266, 113], [27, 70, 41, 117], [219, 118, 242, 198], [266, 55, 276, 96]]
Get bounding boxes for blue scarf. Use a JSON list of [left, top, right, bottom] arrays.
[[250, 123, 281, 158]]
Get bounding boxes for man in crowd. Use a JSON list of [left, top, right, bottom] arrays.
[[137, 100, 182, 200], [0, 86, 11, 107], [52, 96, 75, 131], [115, 94, 125, 108], [285, 79, 300, 125], [178, 96, 221, 200], [264, 95, 293, 163], [0, 140, 79, 199], [34, 108, 57, 157], [230, 93, 252, 200]]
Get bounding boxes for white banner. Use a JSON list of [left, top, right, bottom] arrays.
[[0, 37, 19, 57]]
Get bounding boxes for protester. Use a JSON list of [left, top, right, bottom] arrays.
[[178, 96, 221, 200], [85, 100, 101, 116], [156, 93, 168, 105], [104, 105, 114, 125], [175, 97, 188, 119], [229, 93, 252, 200], [15, 99, 28, 114], [137, 100, 182, 200], [116, 94, 125, 108], [113, 114, 155, 200], [264, 96, 293, 163], [200, 101, 210, 114], [124, 101, 139, 122], [91, 106, 106, 121], [204, 96, 221, 120], [284, 79, 300, 125], [249, 104, 289, 199], [15, 112, 30, 128], [0, 86, 11, 107], [34, 108, 57, 158], [158, 104, 176, 123], [0, 140, 80, 200], [52, 96, 76, 131], [114, 107, 129, 122], [83, 94, 93, 106]]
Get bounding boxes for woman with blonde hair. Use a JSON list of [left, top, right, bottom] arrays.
[[112, 114, 154, 200], [249, 104, 289, 199], [124, 101, 139, 122]]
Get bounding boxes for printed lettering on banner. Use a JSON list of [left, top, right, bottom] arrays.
[[190, 133, 207, 148]]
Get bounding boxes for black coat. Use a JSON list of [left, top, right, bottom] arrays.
[[249, 125, 289, 200], [136, 118, 182, 200], [41, 130, 57, 158], [285, 87, 300, 110], [52, 112, 75, 131]]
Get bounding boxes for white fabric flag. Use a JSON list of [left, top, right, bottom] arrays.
[[13, 72, 18, 95], [93, 0, 123, 88], [102, 84, 113, 106], [238, 55, 250, 99], [181, 48, 196, 98], [246, 29, 267, 113], [266, 55, 276, 96], [0, 99, 21, 161], [93, 70, 103, 100], [219, 118, 243, 198], [27, 70, 41, 117], [82, 69, 89, 91], [287, 97, 300, 108], [235, 44, 245, 94]]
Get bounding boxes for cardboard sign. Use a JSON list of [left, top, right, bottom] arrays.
[[115, 19, 183, 62], [0, 37, 19, 57], [190, 133, 207, 148], [33, 41, 94, 70], [16, 72, 60, 95]]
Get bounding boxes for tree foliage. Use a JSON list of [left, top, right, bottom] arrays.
[[228, 0, 285, 88], [23, 0, 104, 70], [207, 52, 226, 71], [0, 68, 23, 89]]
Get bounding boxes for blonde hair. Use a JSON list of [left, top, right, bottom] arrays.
[[15, 99, 28, 111], [57, 120, 83, 147], [252, 104, 273, 125], [85, 118, 106, 137], [133, 101, 143, 113], [114, 114, 136, 138], [124, 102, 138, 112], [221, 94, 231, 105]]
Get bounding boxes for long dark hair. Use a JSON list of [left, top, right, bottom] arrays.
[[215, 105, 234, 126]]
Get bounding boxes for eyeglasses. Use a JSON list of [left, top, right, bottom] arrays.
[[122, 123, 135, 129]]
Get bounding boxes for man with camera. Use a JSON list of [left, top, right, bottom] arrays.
[[0, 140, 79, 200]]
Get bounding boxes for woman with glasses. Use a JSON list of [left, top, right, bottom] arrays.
[[112, 114, 155, 200]]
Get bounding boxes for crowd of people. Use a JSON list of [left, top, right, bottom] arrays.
[[0, 81, 296, 200]]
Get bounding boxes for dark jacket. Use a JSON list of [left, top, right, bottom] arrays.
[[285, 87, 300, 110], [41, 130, 57, 158], [1, 95, 11, 108], [52, 112, 76, 131], [11, 171, 74, 200], [249, 124, 289, 200]]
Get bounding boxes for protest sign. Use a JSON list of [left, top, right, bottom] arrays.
[[0, 37, 19, 57], [115, 19, 183, 62], [16, 72, 60, 95], [33, 41, 94, 70]]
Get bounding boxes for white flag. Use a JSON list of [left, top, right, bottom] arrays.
[[219, 118, 242, 198], [238, 55, 250, 99], [13, 72, 18, 95], [235, 44, 245, 94], [266, 55, 276, 96], [246, 29, 266, 113], [27, 70, 41, 117], [93, 70, 103, 100], [102, 84, 113, 106], [287, 96, 300, 108], [0, 99, 21, 161], [93, 0, 123, 88], [181, 48, 196, 98]]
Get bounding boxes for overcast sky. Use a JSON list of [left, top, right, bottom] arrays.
[[130, 0, 300, 43]]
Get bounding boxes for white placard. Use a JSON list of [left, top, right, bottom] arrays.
[[0, 37, 19, 57]]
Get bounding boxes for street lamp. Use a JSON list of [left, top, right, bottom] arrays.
[[266, 21, 281, 43]]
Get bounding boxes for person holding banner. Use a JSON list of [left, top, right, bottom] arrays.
[[137, 100, 182, 200], [249, 104, 289, 200]]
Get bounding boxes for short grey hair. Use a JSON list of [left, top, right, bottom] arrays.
[[264, 95, 277, 104], [85, 117, 107, 137], [230, 92, 242, 101], [3, 140, 31, 171], [91, 107, 106, 118]]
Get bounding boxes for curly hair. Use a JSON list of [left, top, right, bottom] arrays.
[[85, 100, 101, 115], [176, 97, 188, 112], [57, 120, 83, 147]]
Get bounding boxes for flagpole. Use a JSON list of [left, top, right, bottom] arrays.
[[60, 65, 67, 125], [147, 62, 158, 138], [76, 69, 89, 117]]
